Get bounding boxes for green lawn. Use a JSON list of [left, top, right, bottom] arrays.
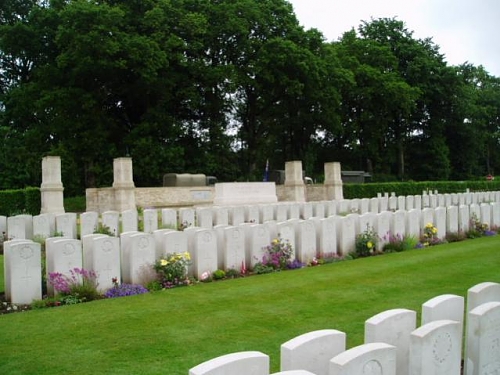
[[1, 236, 500, 375]]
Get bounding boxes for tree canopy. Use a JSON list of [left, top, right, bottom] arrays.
[[1, 0, 499, 195]]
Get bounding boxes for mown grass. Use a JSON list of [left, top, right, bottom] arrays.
[[1, 236, 499, 375]]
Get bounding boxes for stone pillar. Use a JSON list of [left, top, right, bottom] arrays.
[[112, 157, 136, 212], [40, 156, 65, 214], [324, 162, 343, 200], [284, 160, 306, 202]]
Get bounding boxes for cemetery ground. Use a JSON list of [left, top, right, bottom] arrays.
[[0, 236, 499, 374]]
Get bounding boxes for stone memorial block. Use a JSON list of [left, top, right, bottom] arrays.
[[391, 210, 406, 238], [467, 282, 500, 313], [33, 214, 55, 239], [276, 222, 295, 256], [491, 202, 500, 228], [245, 205, 260, 224], [229, 206, 245, 226], [189, 351, 269, 375], [300, 203, 313, 220], [56, 213, 78, 239], [337, 214, 356, 255], [163, 231, 188, 258], [312, 202, 325, 218], [369, 197, 379, 214], [281, 329, 346, 375], [276, 204, 289, 222], [80, 211, 99, 237], [312, 217, 337, 257], [480, 203, 492, 228], [192, 229, 218, 279], [102, 211, 120, 236], [272, 371, 316, 375], [45, 238, 83, 296], [421, 294, 464, 341], [213, 206, 229, 226], [91, 235, 120, 291], [324, 201, 337, 217], [223, 226, 246, 271], [466, 301, 500, 375], [398, 196, 406, 211], [121, 232, 155, 284], [357, 213, 375, 237], [409, 320, 461, 375], [213, 182, 278, 205], [112, 157, 136, 212], [259, 204, 275, 223], [337, 200, 350, 215], [446, 206, 459, 235], [143, 208, 158, 233], [324, 162, 343, 200], [196, 207, 214, 228], [405, 209, 421, 238], [329, 342, 396, 375], [365, 308, 416, 375], [433, 206, 447, 239], [4, 240, 42, 304], [40, 155, 65, 214], [161, 208, 178, 229], [179, 208, 195, 228], [295, 220, 316, 263], [458, 205, 470, 233], [7, 215, 33, 240], [375, 211, 391, 249], [121, 209, 138, 232]]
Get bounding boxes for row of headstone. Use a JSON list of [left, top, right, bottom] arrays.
[[4, 202, 500, 303], [188, 281, 500, 375]]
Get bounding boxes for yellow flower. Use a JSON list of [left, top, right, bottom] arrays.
[[184, 252, 191, 261], [432, 228, 437, 234], [160, 259, 168, 266], [367, 241, 373, 249], [426, 223, 433, 228], [272, 238, 279, 245]]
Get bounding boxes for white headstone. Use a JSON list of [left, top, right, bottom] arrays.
[[364, 308, 416, 375], [391, 210, 406, 238], [295, 220, 316, 264], [276, 204, 289, 222], [375, 211, 391, 250], [179, 208, 195, 228], [102, 210, 120, 236], [245, 205, 260, 224], [45, 238, 83, 296], [467, 281, 500, 313], [405, 209, 421, 239], [33, 213, 55, 239], [246, 224, 271, 267], [314, 217, 337, 257], [143, 208, 158, 233], [163, 230, 188, 258], [7, 215, 32, 240], [259, 204, 275, 223], [458, 204, 470, 234], [4, 240, 42, 304], [213, 206, 229, 226], [337, 214, 356, 255], [55, 213, 77, 239], [409, 320, 461, 375], [434, 206, 447, 240], [329, 342, 396, 375], [161, 208, 178, 229], [421, 294, 464, 341], [300, 203, 313, 220], [223, 226, 246, 272], [121, 209, 138, 232], [189, 351, 269, 375], [312, 202, 325, 219], [192, 229, 218, 279], [120, 232, 155, 284], [91, 235, 121, 291], [229, 206, 245, 226], [80, 211, 99, 237], [281, 329, 346, 375]]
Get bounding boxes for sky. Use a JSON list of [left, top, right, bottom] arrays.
[[287, 0, 500, 77]]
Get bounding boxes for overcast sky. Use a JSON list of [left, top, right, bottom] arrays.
[[287, 0, 500, 77]]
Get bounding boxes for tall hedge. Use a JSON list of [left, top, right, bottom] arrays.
[[343, 180, 500, 199], [0, 188, 41, 216]]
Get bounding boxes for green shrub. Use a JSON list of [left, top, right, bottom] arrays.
[[212, 269, 226, 280], [355, 225, 379, 257]]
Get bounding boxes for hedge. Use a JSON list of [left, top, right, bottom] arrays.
[[343, 180, 500, 199], [0, 187, 41, 216]]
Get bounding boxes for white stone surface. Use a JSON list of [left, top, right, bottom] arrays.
[[329, 342, 396, 375], [56, 213, 77, 239], [213, 182, 278, 205], [80, 211, 99, 237], [189, 351, 269, 375], [45, 238, 83, 296]]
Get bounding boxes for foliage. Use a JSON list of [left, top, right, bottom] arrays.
[[212, 269, 226, 280], [355, 224, 379, 257], [419, 222, 442, 247], [467, 213, 490, 238], [382, 233, 419, 253], [254, 237, 295, 272], [153, 252, 192, 288], [48, 268, 101, 302], [94, 223, 115, 236], [104, 280, 149, 298]]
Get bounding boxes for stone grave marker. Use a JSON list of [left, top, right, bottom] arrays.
[[223, 226, 246, 272], [163, 230, 188, 258], [300, 202, 313, 220], [375, 211, 391, 250], [246, 224, 271, 267], [45, 238, 83, 295], [189, 351, 269, 375], [179, 208, 195, 228], [80, 211, 99, 237], [391, 210, 406, 238], [121, 209, 138, 232], [229, 206, 245, 226], [337, 214, 356, 255], [434, 206, 447, 239], [56, 213, 78, 239], [121, 232, 155, 284], [276, 204, 288, 222], [281, 329, 346, 375], [33, 213, 55, 239], [446, 206, 459, 236], [192, 229, 218, 279], [409, 320, 461, 375], [213, 206, 229, 226], [91, 235, 120, 291], [312, 202, 325, 218], [102, 211, 120, 236], [405, 209, 421, 238], [365, 308, 416, 375], [329, 342, 396, 375], [7, 215, 32, 240], [259, 204, 275, 223], [458, 205, 470, 234], [244, 205, 260, 224], [295, 220, 316, 263], [143, 208, 158, 233], [161, 208, 178, 229], [4, 240, 42, 304], [421, 294, 464, 341], [196, 207, 214, 228]]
